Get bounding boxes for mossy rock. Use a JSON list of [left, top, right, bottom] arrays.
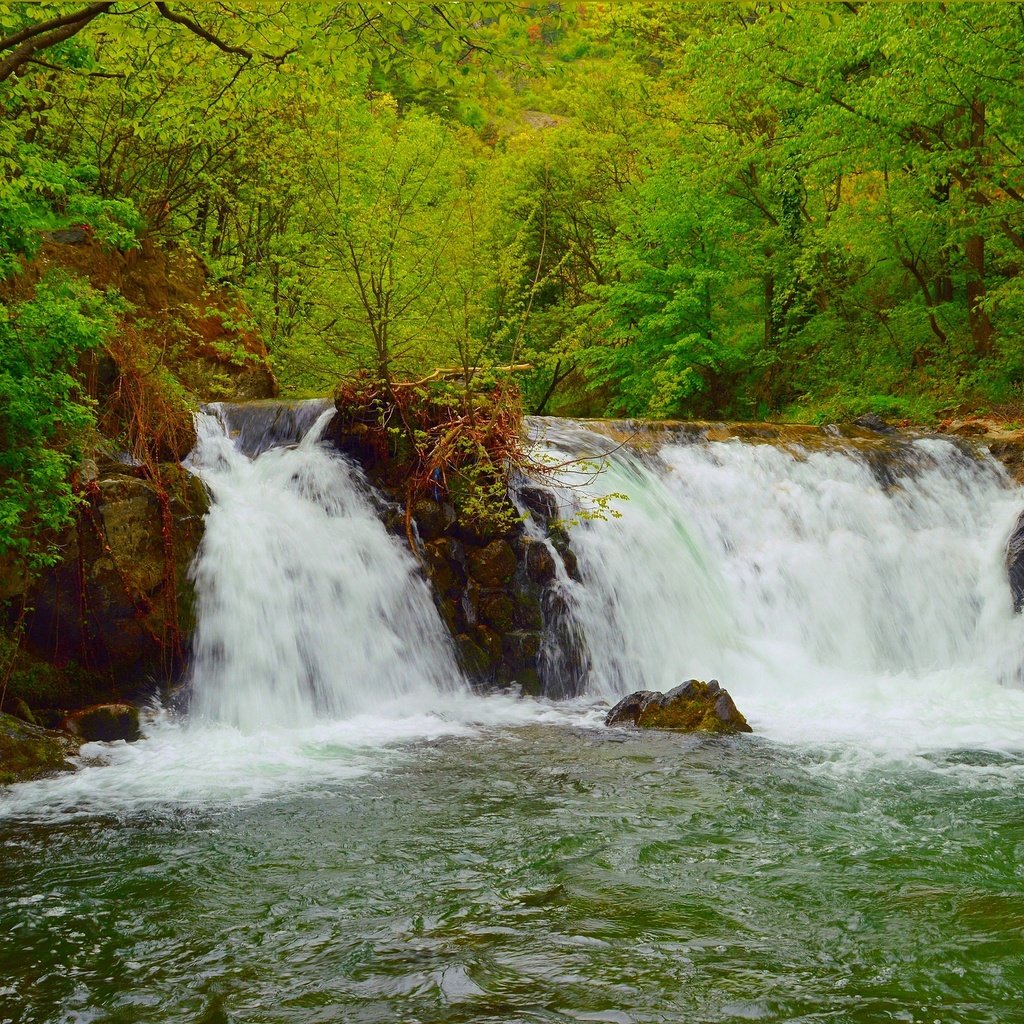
[[511, 667, 543, 697], [607, 680, 752, 735], [454, 632, 492, 679], [514, 591, 545, 631], [422, 538, 464, 597], [61, 702, 141, 742], [524, 539, 557, 585], [471, 625, 503, 664], [0, 712, 79, 786], [480, 593, 516, 633], [502, 629, 542, 667], [18, 461, 208, 702], [434, 593, 462, 635], [549, 528, 581, 582], [517, 485, 559, 526], [3, 698, 35, 725], [94, 475, 166, 592], [413, 499, 453, 542], [466, 540, 517, 587]]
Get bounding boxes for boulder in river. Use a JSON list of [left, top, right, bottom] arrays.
[[605, 679, 752, 735], [61, 703, 142, 743], [1006, 509, 1024, 613]]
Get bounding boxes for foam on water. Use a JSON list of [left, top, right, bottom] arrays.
[[6, 410, 1024, 823], [0, 693, 600, 823], [526, 421, 1024, 757]]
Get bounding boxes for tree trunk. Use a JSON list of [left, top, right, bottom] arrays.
[[966, 99, 994, 358], [965, 233, 993, 357], [931, 179, 954, 302]]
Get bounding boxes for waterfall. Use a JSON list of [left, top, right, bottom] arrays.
[[185, 402, 462, 732], [9, 408, 1024, 822], [183, 403, 1024, 750], [519, 420, 1024, 751]]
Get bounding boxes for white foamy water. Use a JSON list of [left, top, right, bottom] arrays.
[[6, 411, 1024, 823], [185, 405, 464, 731], [0, 694, 599, 823], [525, 421, 1024, 756]]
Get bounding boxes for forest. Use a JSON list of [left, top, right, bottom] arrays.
[[6, 9, 1024, 1020], [3, 1, 1024, 567]]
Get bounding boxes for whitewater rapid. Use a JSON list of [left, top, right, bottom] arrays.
[[525, 421, 1024, 755], [5, 408, 1024, 820]]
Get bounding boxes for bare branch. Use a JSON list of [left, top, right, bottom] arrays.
[[153, 2, 253, 59], [0, 2, 112, 53], [26, 55, 124, 78], [0, 2, 113, 83]]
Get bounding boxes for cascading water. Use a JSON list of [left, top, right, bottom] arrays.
[[9, 413, 1024, 1024], [520, 420, 1024, 753], [185, 402, 463, 731]]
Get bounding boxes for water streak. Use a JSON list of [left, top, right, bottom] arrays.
[[185, 403, 462, 731]]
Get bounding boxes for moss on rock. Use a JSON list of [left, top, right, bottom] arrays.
[[480, 593, 516, 633], [0, 712, 79, 786], [467, 540, 517, 587], [17, 461, 209, 707], [607, 680, 752, 735]]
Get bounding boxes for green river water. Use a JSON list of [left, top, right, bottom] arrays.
[[3, 719, 1023, 1024]]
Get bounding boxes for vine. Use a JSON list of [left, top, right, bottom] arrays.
[[333, 370, 627, 550]]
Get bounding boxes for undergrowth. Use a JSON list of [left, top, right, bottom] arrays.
[[334, 372, 627, 546], [335, 372, 528, 543]]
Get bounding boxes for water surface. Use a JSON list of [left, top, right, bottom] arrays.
[[3, 712, 1023, 1024]]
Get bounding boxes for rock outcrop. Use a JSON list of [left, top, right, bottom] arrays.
[[0, 231, 280, 722], [9, 460, 208, 713], [0, 712, 79, 786], [419, 520, 565, 694], [61, 703, 141, 743], [1007, 510, 1024, 613], [606, 679, 752, 734], [324, 413, 579, 694]]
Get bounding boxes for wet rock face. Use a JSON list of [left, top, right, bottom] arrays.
[[602, 690, 663, 725], [17, 462, 208, 708], [606, 680, 752, 735], [852, 413, 895, 434], [1007, 510, 1024, 613], [0, 712, 79, 786], [429, 513, 587, 695], [431, 526, 554, 695], [467, 541, 517, 588], [323, 416, 579, 695], [431, 516, 584, 694]]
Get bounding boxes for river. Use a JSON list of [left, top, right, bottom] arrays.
[[3, 411, 1024, 1023]]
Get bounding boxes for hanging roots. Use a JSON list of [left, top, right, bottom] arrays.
[[334, 371, 531, 547]]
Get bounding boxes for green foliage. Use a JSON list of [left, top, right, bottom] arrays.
[[3, 0, 1024, 528], [0, 275, 116, 565]]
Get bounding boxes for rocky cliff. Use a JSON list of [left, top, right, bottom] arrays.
[[2, 235, 276, 726]]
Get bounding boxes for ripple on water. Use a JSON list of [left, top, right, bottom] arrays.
[[4, 714, 1023, 1023]]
